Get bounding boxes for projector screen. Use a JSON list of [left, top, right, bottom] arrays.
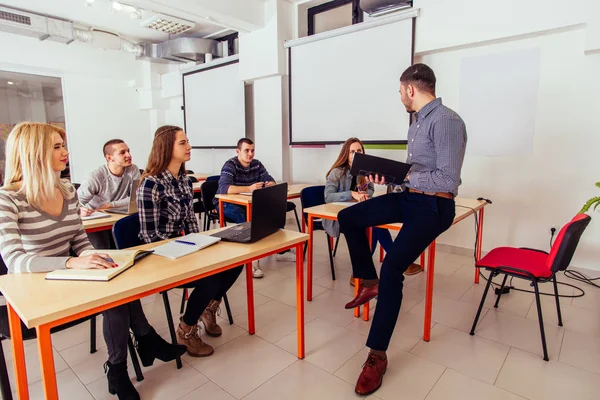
[[183, 60, 245, 148], [289, 18, 414, 144]]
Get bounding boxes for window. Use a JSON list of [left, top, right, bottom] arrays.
[[308, 0, 363, 36]]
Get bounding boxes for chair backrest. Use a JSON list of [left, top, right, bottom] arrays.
[[73, 183, 81, 190], [189, 176, 198, 183], [201, 180, 219, 213], [186, 170, 195, 174], [206, 175, 220, 182], [139, 169, 144, 175], [547, 214, 591, 273], [300, 185, 325, 223], [112, 213, 143, 249]]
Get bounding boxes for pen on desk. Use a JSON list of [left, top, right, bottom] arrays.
[[175, 240, 196, 246]]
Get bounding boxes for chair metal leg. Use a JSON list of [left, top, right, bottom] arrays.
[[332, 237, 340, 257], [470, 270, 494, 335], [293, 208, 302, 232], [223, 294, 234, 325], [532, 280, 549, 361], [162, 291, 183, 369], [180, 289, 187, 314], [326, 234, 336, 280], [0, 339, 13, 400], [494, 274, 508, 308], [552, 274, 563, 327], [90, 315, 97, 354], [127, 335, 144, 382]]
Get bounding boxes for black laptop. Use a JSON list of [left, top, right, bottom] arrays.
[[349, 152, 412, 184], [211, 182, 288, 243]]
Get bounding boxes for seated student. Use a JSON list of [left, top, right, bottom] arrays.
[[323, 138, 394, 285], [0, 122, 185, 400], [78, 139, 141, 248], [137, 125, 243, 358], [215, 138, 293, 279]]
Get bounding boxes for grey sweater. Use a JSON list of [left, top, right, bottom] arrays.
[[77, 164, 141, 211]]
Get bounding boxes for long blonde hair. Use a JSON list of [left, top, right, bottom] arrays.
[[3, 122, 73, 208]]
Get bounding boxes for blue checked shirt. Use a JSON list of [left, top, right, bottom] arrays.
[[405, 98, 467, 196], [137, 170, 200, 243]]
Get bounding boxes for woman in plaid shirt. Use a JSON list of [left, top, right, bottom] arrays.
[[137, 125, 243, 358]]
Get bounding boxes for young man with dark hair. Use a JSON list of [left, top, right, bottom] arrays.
[[215, 138, 293, 278], [340, 63, 467, 396]]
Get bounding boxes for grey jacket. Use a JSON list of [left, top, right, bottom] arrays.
[[323, 167, 374, 238]]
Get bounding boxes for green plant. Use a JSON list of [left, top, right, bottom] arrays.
[[579, 182, 600, 213]]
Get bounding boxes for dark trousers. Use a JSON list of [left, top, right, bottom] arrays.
[[339, 191, 455, 351], [102, 300, 151, 364], [182, 266, 243, 326]]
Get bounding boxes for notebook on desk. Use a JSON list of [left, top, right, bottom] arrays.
[[45, 249, 153, 282], [81, 211, 111, 221], [152, 233, 221, 260]]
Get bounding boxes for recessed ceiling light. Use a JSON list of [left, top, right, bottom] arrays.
[[7, 81, 14, 85], [141, 14, 195, 35]]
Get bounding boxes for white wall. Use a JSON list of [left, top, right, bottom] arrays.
[[0, 32, 152, 183]]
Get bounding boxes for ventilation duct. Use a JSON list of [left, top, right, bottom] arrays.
[[139, 37, 222, 63], [360, 0, 412, 17], [0, 5, 74, 43]]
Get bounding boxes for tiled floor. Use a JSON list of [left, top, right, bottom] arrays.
[[3, 227, 600, 399]]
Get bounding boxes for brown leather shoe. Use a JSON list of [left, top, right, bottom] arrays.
[[177, 318, 214, 357], [404, 263, 424, 276], [355, 352, 387, 395], [345, 284, 378, 309], [200, 299, 222, 337]]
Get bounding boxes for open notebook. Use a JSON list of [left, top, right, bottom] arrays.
[[152, 233, 221, 260], [45, 249, 153, 282], [81, 211, 111, 221]]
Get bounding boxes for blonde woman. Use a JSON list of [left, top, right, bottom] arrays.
[[0, 122, 185, 400]]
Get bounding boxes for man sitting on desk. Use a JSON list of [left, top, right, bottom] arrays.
[[78, 139, 141, 247], [339, 64, 467, 396], [216, 138, 293, 278]]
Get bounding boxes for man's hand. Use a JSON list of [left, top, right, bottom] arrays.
[[265, 181, 276, 187], [80, 207, 94, 217], [248, 182, 264, 192], [367, 174, 386, 185]]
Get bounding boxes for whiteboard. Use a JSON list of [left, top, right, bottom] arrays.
[[183, 61, 245, 148], [289, 18, 413, 144]]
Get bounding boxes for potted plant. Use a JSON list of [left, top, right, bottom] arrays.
[[579, 182, 600, 213]]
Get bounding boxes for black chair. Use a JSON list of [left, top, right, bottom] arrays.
[[188, 176, 205, 217], [112, 214, 234, 365], [139, 169, 144, 175], [200, 180, 237, 231], [470, 214, 591, 361], [206, 175, 220, 181], [0, 256, 142, 400], [300, 186, 337, 280], [286, 201, 302, 232], [186, 170, 195, 174], [73, 183, 81, 190]]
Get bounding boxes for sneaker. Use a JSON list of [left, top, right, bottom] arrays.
[[253, 262, 264, 279], [276, 249, 296, 262]]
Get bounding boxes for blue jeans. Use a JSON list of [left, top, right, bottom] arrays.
[[339, 191, 455, 351], [224, 203, 247, 224]]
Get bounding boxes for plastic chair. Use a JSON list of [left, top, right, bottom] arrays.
[[200, 180, 237, 231], [186, 170, 194, 174], [206, 175, 220, 181], [470, 214, 591, 361], [300, 186, 337, 280], [286, 201, 302, 232]]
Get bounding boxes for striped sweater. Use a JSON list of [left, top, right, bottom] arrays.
[[0, 183, 93, 273], [215, 157, 274, 206]]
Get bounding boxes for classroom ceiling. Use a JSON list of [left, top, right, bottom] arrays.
[[0, 0, 268, 42]]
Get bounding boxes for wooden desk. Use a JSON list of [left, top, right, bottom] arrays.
[[0, 229, 308, 400], [82, 213, 126, 233], [193, 181, 202, 193], [303, 197, 488, 342], [216, 184, 311, 226]]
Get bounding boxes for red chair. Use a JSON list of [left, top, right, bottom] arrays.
[[469, 214, 591, 361]]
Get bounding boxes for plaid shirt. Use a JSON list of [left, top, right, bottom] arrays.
[[137, 170, 200, 243]]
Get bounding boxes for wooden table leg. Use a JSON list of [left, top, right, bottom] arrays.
[[295, 243, 305, 359], [245, 262, 255, 334], [37, 324, 58, 400], [307, 215, 314, 301], [475, 208, 484, 284], [7, 304, 29, 400], [423, 240, 437, 342], [219, 200, 225, 228]]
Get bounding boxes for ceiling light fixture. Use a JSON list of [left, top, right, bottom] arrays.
[[141, 14, 195, 35]]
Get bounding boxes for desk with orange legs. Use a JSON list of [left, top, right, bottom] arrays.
[[303, 197, 488, 342], [215, 184, 311, 226], [82, 213, 126, 233], [0, 229, 308, 400]]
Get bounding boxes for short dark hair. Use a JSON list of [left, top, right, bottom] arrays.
[[103, 139, 125, 157], [237, 138, 254, 149], [400, 63, 436, 95]]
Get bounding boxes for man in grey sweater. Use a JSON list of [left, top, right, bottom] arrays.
[[78, 139, 141, 247]]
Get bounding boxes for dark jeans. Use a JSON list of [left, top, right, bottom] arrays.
[[102, 300, 151, 364], [339, 191, 455, 351], [371, 228, 393, 256], [182, 266, 243, 326], [224, 203, 247, 224]]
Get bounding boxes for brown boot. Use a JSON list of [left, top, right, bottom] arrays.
[[177, 318, 214, 357], [200, 300, 223, 337]]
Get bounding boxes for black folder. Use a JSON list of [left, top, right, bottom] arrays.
[[349, 152, 411, 185]]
